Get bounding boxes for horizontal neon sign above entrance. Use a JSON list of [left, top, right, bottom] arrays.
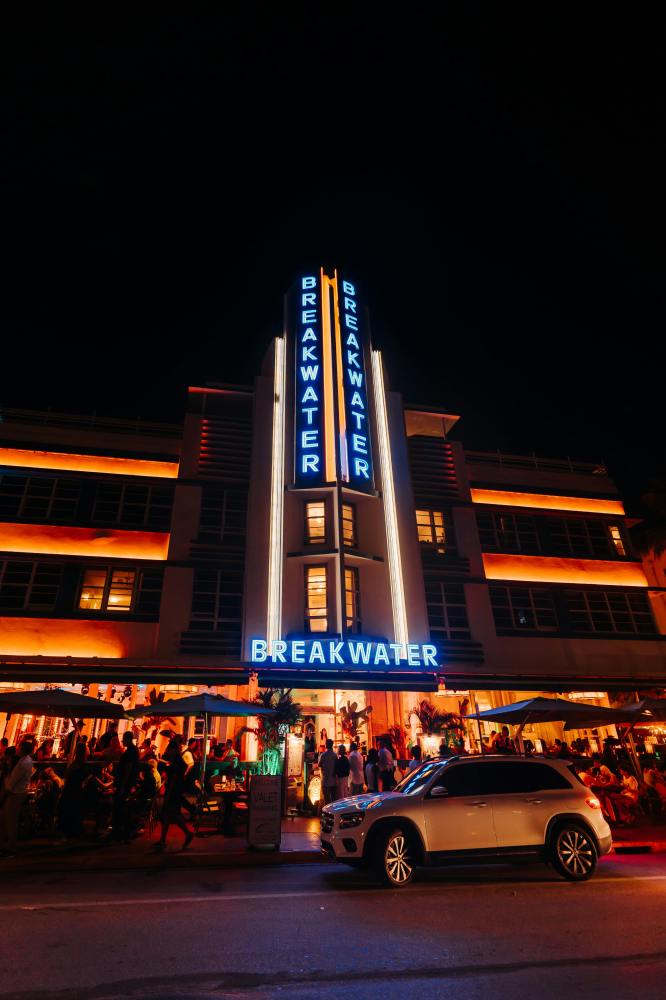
[[251, 638, 439, 669]]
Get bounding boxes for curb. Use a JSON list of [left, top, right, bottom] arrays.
[[0, 847, 325, 875], [612, 841, 666, 855]]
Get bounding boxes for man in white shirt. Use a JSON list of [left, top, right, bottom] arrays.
[[0, 739, 35, 858], [348, 742, 364, 795]]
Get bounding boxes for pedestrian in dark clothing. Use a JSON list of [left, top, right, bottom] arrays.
[[154, 736, 194, 851], [111, 732, 140, 841], [57, 743, 90, 838], [335, 745, 351, 800]]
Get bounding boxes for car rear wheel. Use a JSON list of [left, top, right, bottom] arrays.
[[375, 828, 415, 887], [550, 823, 597, 881]]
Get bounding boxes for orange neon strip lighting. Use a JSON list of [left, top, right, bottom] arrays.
[[320, 269, 337, 482], [0, 447, 179, 479], [470, 488, 625, 516], [0, 523, 169, 560], [482, 553, 648, 587], [0, 618, 129, 657]]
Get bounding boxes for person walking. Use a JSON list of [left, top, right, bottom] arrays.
[[335, 745, 351, 800], [111, 731, 140, 841], [57, 742, 90, 839], [0, 739, 35, 858], [365, 748, 379, 792], [378, 739, 395, 792], [348, 741, 364, 795], [154, 735, 194, 851], [407, 745, 423, 771], [318, 739, 337, 804]]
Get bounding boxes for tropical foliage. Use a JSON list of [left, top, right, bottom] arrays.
[[339, 699, 373, 740], [241, 689, 303, 773], [409, 699, 464, 740], [140, 688, 176, 739]]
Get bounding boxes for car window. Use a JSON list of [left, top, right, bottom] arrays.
[[394, 760, 443, 795], [431, 764, 483, 797], [478, 762, 571, 795]]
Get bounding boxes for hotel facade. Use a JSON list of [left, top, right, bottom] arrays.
[[1, 269, 665, 797]]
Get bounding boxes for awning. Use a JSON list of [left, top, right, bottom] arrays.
[[0, 659, 248, 686], [255, 668, 439, 692], [440, 672, 666, 693]]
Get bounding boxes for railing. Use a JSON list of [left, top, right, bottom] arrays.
[[466, 450, 607, 476], [0, 407, 182, 439]]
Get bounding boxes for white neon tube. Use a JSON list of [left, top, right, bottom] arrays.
[[371, 350, 409, 647], [267, 336, 286, 652]]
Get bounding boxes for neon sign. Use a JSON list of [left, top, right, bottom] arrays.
[[338, 276, 374, 492], [293, 275, 325, 486], [251, 638, 439, 669]]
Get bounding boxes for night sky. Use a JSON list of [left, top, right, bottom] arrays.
[[3, 8, 664, 512]]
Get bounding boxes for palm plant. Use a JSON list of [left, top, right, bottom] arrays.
[[140, 688, 176, 740], [240, 688, 303, 774], [409, 699, 463, 740]]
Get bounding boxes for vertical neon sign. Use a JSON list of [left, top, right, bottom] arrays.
[[294, 275, 326, 485], [338, 276, 374, 492]]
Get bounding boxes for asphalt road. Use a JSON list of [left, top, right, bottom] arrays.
[[1, 854, 665, 1000]]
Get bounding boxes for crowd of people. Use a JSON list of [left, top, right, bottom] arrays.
[[0, 723, 245, 859]]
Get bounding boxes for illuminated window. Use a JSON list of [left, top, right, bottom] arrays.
[[305, 501, 326, 544], [79, 568, 136, 612], [609, 526, 626, 556], [416, 510, 448, 553], [490, 586, 558, 632], [344, 567, 361, 632], [342, 503, 357, 548], [305, 565, 328, 632]]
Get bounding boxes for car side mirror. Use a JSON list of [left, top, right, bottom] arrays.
[[430, 785, 449, 798]]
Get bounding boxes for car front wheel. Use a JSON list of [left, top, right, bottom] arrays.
[[375, 828, 415, 887], [550, 823, 597, 881]]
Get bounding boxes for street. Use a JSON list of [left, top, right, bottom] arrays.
[[1, 855, 665, 999]]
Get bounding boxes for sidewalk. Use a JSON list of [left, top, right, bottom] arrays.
[[0, 815, 323, 875], [3, 815, 666, 875]]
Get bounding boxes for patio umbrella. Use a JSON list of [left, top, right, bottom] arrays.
[[128, 692, 276, 802], [563, 699, 666, 730], [0, 687, 126, 719], [0, 688, 127, 761], [466, 697, 623, 726]]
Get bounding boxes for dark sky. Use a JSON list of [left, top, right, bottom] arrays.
[[3, 8, 664, 511]]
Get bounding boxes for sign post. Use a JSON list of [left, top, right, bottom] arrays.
[[248, 774, 282, 850]]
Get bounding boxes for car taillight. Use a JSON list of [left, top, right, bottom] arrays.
[[585, 796, 601, 810]]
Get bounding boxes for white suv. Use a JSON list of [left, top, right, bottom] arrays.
[[320, 756, 612, 885]]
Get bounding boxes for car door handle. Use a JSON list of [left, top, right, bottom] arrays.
[[526, 798, 542, 804], [470, 801, 488, 807]]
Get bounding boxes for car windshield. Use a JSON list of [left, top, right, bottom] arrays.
[[393, 760, 444, 795]]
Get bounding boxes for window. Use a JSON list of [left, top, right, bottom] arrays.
[[344, 566, 361, 632], [198, 487, 247, 543], [79, 568, 136, 612], [0, 560, 63, 611], [416, 509, 447, 552], [545, 517, 613, 558], [432, 764, 483, 797], [477, 762, 571, 794], [425, 581, 471, 639], [305, 565, 328, 632], [189, 567, 243, 634], [566, 590, 656, 635], [342, 503, 357, 548], [490, 586, 558, 632], [305, 501, 326, 544], [609, 525, 626, 556], [92, 482, 173, 530], [0, 474, 80, 522], [476, 511, 539, 553]]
